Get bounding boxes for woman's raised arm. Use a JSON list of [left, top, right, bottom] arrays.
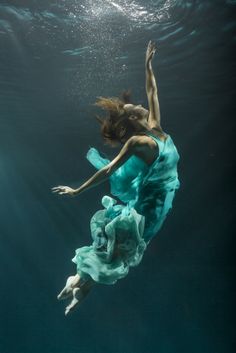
[[145, 41, 161, 129]]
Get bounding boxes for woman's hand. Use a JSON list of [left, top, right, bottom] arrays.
[[146, 40, 157, 64], [51, 185, 76, 196]]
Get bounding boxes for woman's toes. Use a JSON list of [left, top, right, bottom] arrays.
[[65, 306, 71, 316], [57, 286, 73, 301], [64, 302, 75, 316], [64, 289, 82, 316]]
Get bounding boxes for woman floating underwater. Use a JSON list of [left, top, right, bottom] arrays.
[[52, 41, 180, 316]]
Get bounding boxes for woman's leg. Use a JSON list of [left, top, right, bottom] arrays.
[[65, 278, 96, 316], [57, 274, 82, 300]]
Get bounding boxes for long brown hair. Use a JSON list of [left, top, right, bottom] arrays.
[[94, 90, 135, 146]]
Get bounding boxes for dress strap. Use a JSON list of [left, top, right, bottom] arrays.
[[143, 131, 169, 156]]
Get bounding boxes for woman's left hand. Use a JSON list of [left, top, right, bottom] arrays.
[[51, 185, 76, 196], [146, 40, 157, 64]]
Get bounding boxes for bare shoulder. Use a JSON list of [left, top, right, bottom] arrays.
[[126, 134, 159, 165], [127, 134, 157, 152], [127, 135, 152, 145]]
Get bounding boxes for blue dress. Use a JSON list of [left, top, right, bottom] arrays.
[[72, 131, 180, 284]]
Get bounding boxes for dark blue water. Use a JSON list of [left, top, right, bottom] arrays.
[[0, 1, 235, 353]]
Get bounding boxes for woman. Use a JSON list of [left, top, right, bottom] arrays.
[[52, 41, 180, 316]]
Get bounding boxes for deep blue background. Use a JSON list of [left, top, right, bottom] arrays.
[[0, 1, 235, 353]]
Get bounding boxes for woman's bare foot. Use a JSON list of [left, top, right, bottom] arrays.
[[64, 279, 95, 316], [65, 287, 83, 316], [57, 275, 80, 300]]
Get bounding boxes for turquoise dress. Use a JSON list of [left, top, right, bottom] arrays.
[[72, 131, 180, 285]]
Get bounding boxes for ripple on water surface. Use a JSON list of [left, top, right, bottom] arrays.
[[0, 1, 235, 103]]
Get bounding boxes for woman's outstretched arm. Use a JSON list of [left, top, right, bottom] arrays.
[[51, 136, 139, 197], [145, 41, 161, 129]]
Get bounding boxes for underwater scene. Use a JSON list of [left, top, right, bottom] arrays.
[[0, 1, 235, 353]]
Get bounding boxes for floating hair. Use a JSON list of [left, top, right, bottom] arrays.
[[93, 90, 134, 146]]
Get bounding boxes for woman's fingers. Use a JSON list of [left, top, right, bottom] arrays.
[[51, 186, 66, 193], [51, 187, 61, 193], [147, 40, 157, 53], [51, 189, 60, 193], [146, 40, 157, 62], [151, 41, 157, 50], [147, 40, 154, 50], [51, 186, 74, 196]]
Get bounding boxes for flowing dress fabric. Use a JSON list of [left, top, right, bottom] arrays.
[[72, 132, 180, 284]]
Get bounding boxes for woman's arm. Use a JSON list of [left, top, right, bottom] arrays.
[[145, 41, 161, 129], [51, 136, 138, 197]]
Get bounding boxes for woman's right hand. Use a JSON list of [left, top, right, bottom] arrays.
[[51, 185, 76, 196], [145, 40, 157, 64]]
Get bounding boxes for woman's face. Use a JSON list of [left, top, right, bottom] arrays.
[[124, 104, 149, 120]]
